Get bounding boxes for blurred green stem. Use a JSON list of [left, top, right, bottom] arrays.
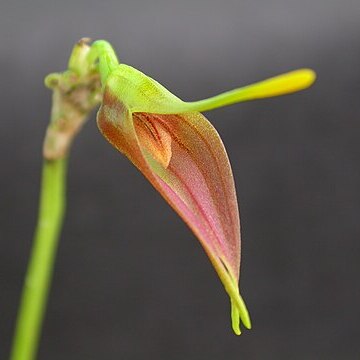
[[9, 38, 105, 360], [10, 159, 67, 360]]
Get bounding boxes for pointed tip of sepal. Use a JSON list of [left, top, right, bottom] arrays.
[[299, 68, 317, 87], [231, 293, 252, 333], [228, 278, 251, 334], [231, 295, 251, 335], [283, 68, 317, 92], [231, 299, 241, 335], [238, 68, 317, 100]]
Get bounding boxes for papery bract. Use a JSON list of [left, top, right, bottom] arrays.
[[96, 61, 315, 334]]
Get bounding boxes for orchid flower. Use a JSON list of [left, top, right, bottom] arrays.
[[10, 39, 316, 360], [90, 41, 316, 335]]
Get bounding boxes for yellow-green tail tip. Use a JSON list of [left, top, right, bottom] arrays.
[[240, 68, 317, 100], [291, 68, 317, 90], [231, 296, 251, 335]]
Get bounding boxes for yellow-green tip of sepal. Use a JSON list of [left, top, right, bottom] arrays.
[[219, 267, 251, 335], [230, 291, 252, 335], [239, 68, 316, 100]]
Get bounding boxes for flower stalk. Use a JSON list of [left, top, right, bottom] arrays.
[[10, 159, 67, 360], [10, 39, 102, 360]]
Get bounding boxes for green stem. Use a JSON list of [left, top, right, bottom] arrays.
[[9, 38, 116, 360], [10, 159, 67, 360]]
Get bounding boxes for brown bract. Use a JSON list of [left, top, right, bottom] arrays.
[[43, 53, 101, 160]]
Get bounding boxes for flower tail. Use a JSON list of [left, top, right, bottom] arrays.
[[181, 69, 316, 112]]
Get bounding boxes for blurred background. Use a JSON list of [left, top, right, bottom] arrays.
[[1, 0, 360, 358]]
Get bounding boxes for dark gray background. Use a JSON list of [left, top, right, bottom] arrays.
[[1, 0, 360, 359]]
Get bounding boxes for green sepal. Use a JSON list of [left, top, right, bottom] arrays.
[[104, 64, 315, 115]]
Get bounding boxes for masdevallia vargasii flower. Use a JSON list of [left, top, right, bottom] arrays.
[[90, 40, 316, 335]]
